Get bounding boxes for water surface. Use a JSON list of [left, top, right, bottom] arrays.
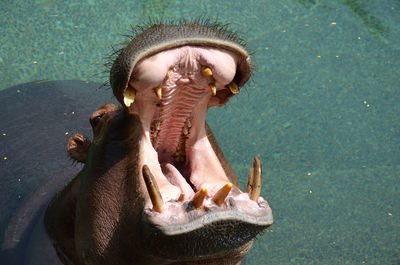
[[1, 0, 399, 264]]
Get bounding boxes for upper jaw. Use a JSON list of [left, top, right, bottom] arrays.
[[138, 134, 273, 259]]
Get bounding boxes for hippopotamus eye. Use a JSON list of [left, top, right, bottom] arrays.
[[90, 113, 104, 128], [93, 115, 103, 123], [89, 104, 118, 129]]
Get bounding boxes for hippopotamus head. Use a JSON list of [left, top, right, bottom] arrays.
[[45, 21, 273, 265]]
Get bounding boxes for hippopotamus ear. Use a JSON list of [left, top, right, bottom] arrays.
[[67, 133, 91, 163]]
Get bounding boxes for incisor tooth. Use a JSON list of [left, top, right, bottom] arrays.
[[209, 83, 217, 96], [248, 155, 262, 201], [212, 183, 232, 205], [123, 88, 136, 107], [201, 67, 213, 76], [228, 82, 240, 95], [167, 69, 173, 77], [191, 187, 207, 209], [155, 87, 162, 100], [142, 165, 164, 213]]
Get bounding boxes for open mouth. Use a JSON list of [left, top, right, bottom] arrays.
[[122, 45, 271, 244], [125, 45, 245, 201], [108, 22, 273, 260]]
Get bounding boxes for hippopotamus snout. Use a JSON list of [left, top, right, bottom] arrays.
[[45, 21, 273, 265]]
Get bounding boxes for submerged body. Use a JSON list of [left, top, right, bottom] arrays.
[[0, 81, 115, 265], [1, 21, 273, 265]]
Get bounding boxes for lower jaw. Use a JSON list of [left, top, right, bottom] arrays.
[[166, 246, 249, 265], [135, 114, 273, 224], [139, 171, 272, 263], [141, 228, 254, 265]]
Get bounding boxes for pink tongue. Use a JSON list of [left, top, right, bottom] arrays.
[[161, 163, 195, 200]]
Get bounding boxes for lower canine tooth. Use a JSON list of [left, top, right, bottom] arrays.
[[142, 165, 164, 213], [246, 165, 254, 194], [191, 188, 207, 209], [212, 183, 232, 205], [123, 87, 136, 107], [248, 155, 262, 201], [228, 82, 240, 95]]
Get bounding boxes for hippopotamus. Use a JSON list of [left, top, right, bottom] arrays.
[[0, 21, 273, 265]]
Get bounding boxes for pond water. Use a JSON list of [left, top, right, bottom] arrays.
[[0, 0, 399, 264]]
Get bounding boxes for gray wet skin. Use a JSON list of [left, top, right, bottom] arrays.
[[44, 21, 273, 265]]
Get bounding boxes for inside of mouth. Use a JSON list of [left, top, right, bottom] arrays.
[[126, 45, 240, 199]]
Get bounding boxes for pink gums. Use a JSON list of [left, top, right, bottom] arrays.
[[128, 46, 238, 197]]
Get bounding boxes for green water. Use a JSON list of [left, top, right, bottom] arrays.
[[1, 0, 399, 264]]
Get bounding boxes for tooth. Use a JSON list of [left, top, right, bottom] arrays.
[[186, 118, 192, 128], [175, 149, 185, 156], [173, 153, 185, 163], [153, 120, 161, 131], [142, 165, 164, 213], [249, 155, 262, 201], [178, 192, 185, 202], [123, 87, 136, 107], [201, 67, 213, 76], [245, 165, 254, 194], [167, 69, 173, 77], [155, 87, 162, 100], [151, 120, 161, 143], [124, 97, 133, 107], [228, 82, 240, 95], [191, 187, 207, 209], [212, 183, 232, 205], [182, 125, 189, 135], [209, 83, 217, 96]]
